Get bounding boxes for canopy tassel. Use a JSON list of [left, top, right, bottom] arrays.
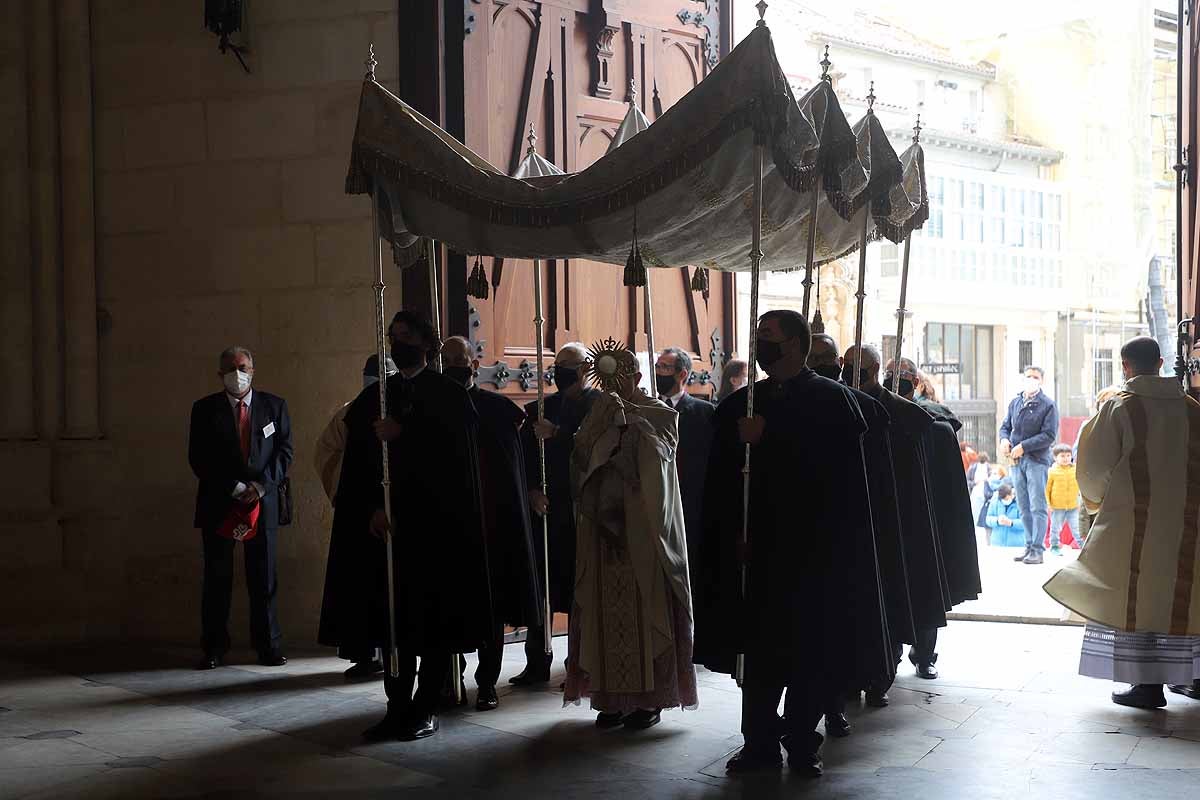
[[466, 255, 490, 299], [690, 266, 709, 295], [623, 213, 646, 287], [812, 308, 825, 334]]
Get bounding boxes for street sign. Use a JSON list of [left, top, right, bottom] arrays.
[[921, 362, 961, 375]]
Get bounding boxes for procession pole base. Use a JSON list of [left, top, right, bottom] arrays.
[[453, 654, 464, 703], [388, 649, 400, 680], [735, 654, 745, 688]]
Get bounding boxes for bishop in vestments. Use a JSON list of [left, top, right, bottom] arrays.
[[563, 342, 698, 730]]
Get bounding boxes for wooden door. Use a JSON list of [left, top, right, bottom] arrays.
[[456, 0, 734, 400]]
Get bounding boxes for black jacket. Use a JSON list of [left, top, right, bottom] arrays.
[[188, 390, 293, 531], [671, 392, 715, 567]]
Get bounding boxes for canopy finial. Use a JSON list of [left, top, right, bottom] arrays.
[[364, 43, 377, 81], [526, 122, 537, 155], [866, 80, 876, 112], [755, 0, 768, 27], [628, 78, 637, 104], [819, 45, 831, 81], [912, 114, 922, 143]]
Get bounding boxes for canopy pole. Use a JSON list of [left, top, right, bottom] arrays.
[[370, 187, 401, 681], [645, 278, 657, 385], [894, 116, 920, 380], [425, 236, 460, 702], [736, 142, 765, 688], [894, 235, 913, 377], [852, 208, 870, 389], [800, 182, 820, 318], [533, 258, 553, 657]]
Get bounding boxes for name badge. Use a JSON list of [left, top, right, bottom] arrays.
[[262, 422, 276, 438]]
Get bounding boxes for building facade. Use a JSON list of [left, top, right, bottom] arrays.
[[734, 0, 1159, 450]]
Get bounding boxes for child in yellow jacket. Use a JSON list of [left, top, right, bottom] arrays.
[[1045, 444, 1080, 555]]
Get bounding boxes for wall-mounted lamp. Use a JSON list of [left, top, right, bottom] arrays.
[[204, 0, 250, 73]]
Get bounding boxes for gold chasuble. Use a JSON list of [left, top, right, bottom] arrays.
[[563, 389, 698, 714], [1044, 376, 1200, 635]]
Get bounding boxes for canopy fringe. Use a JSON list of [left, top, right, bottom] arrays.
[[466, 255, 490, 299]]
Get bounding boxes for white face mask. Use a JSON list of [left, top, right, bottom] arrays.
[[1023, 377, 1040, 395], [1001, 497, 1014, 506], [223, 369, 252, 396]]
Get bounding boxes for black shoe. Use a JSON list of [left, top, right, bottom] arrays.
[[725, 746, 783, 774], [595, 711, 626, 729], [476, 685, 499, 711], [916, 662, 938, 680], [1167, 681, 1200, 701], [344, 659, 383, 680], [782, 732, 823, 778], [509, 661, 551, 686], [824, 713, 851, 738], [257, 650, 287, 667], [623, 708, 661, 730], [864, 690, 890, 708], [1013, 548, 1031, 562], [398, 713, 439, 741], [361, 714, 402, 742], [1112, 684, 1167, 709], [1023, 552, 1044, 565], [196, 654, 222, 670]]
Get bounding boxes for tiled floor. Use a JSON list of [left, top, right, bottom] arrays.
[[3, 621, 1200, 798]]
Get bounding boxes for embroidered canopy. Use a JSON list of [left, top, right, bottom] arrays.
[[345, 24, 926, 272]]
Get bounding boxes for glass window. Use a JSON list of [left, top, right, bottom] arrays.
[[880, 243, 899, 277], [962, 325, 976, 399], [927, 322, 944, 363], [990, 185, 1005, 212], [1094, 348, 1114, 393], [977, 326, 993, 398], [1019, 340, 1034, 373]]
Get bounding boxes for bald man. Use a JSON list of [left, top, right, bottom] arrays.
[[848, 345, 949, 691], [513, 343, 598, 685], [807, 335, 910, 736], [441, 337, 542, 710]]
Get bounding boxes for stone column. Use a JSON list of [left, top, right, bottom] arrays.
[[30, 0, 63, 440], [0, 0, 37, 439], [58, 0, 100, 439]]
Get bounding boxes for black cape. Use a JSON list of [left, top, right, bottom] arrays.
[[317, 384, 388, 655], [693, 369, 891, 690], [922, 417, 983, 605], [470, 386, 544, 629], [520, 388, 598, 614], [868, 385, 951, 631], [674, 392, 716, 574], [848, 385, 917, 647], [323, 370, 493, 654]]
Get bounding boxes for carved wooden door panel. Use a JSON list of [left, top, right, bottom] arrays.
[[461, 0, 732, 398]]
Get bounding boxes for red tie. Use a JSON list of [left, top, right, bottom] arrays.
[[237, 401, 251, 460]]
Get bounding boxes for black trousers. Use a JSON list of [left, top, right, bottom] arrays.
[[522, 622, 559, 667], [453, 621, 506, 689], [741, 649, 823, 752], [384, 651, 451, 717], [201, 527, 281, 656], [909, 628, 939, 666]]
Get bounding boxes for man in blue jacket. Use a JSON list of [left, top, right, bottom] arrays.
[[998, 366, 1059, 565]]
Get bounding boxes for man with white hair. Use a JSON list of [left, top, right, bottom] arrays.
[[189, 346, 293, 670], [513, 342, 598, 685]]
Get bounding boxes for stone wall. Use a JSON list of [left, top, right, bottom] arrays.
[[0, 0, 402, 646]]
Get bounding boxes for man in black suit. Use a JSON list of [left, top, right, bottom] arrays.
[[654, 347, 714, 576], [188, 346, 294, 670], [512, 343, 597, 685]]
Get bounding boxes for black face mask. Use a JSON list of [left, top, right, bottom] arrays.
[[840, 365, 870, 386], [554, 364, 580, 390], [756, 339, 783, 371], [655, 374, 678, 396], [390, 341, 424, 369], [883, 374, 914, 397], [443, 366, 473, 388], [812, 363, 842, 381]]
